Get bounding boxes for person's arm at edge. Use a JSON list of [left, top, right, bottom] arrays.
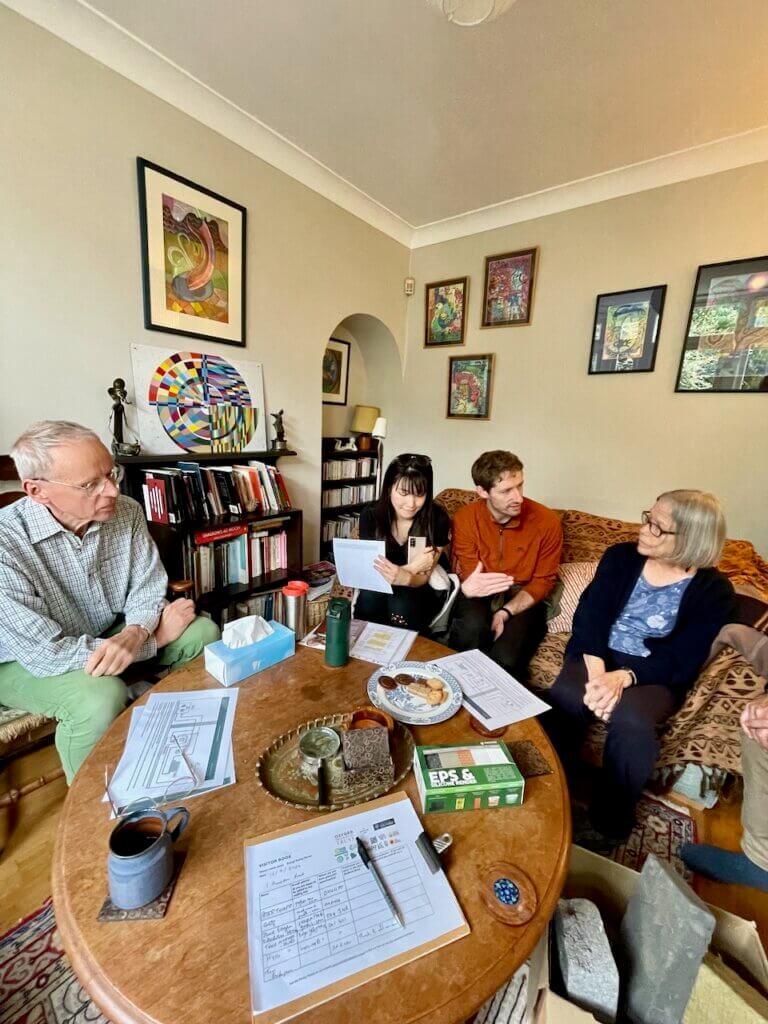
[[450, 504, 481, 581], [121, 500, 168, 661]]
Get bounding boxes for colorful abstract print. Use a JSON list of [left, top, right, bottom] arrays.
[[149, 352, 255, 453], [163, 194, 229, 324]]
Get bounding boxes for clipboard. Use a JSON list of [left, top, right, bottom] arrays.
[[244, 791, 470, 1023]]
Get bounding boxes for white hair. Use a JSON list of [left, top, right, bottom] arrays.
[[658, 489, 727, 569], [10, 421, 102, 480]]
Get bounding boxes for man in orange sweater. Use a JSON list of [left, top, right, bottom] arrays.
[[449, 450, 563, 681]]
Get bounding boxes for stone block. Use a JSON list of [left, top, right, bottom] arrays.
[[553, 897, 619, 1023], [618, 853, 715, 1024]]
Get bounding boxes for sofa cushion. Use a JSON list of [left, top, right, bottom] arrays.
[[546, 561, 598, 634]]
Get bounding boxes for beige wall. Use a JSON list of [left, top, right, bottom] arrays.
[[0, 7, 409, 557], [392, 164, 768, 554]]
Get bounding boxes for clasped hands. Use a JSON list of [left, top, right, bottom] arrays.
[[582, 655, 633, 723], [741, 693, 768, 752], [84, 598, 197, 677]]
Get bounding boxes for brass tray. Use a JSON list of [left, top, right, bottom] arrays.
[[255, 711, 414, 812]]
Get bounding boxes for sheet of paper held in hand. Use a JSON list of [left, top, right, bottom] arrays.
[[106, 689, 238, 814], [244, 792, 469, 1023], [332, 538, 393, 594], [434, 650, 550, 730]]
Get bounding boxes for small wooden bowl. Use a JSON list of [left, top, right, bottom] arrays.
[[350, 706, 394, 733]]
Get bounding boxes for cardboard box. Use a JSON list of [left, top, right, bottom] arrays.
[[413, 740, 524, 813], [203, 620, 295, 686], [530, 847, 768, 1023]]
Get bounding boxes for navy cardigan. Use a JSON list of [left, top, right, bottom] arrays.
[[566, 542, 735, 694]]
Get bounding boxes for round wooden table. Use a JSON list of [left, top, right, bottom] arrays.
[[53, 639, 570, 1024]]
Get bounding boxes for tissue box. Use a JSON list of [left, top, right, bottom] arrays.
[[204, 620, 295, 686]]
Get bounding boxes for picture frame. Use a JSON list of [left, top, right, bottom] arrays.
[[447, 354, 494, 419], [481, 247, 537, 328], [424, 276, 468, 346], [322, 337, 351, 405], [675, 256, 768, 393], [137, 157, 247, 347], [588, 285, 667, 375]]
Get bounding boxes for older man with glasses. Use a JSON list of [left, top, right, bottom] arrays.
[[0, 420, 220, 784]]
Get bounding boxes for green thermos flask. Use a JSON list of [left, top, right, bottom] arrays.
[[325, 597, 351, 667]]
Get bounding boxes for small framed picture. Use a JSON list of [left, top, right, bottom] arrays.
[[675, 256, 768, 392], [424, 277, 468, 346], [137, 158, 246, 347], [322, 337, 351, 405], [588, 285, 667, 375], [447, 354, 494, 419], [482, 247, 537, 327]]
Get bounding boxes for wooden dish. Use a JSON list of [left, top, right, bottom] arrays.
[[254, 710, 414, 811]]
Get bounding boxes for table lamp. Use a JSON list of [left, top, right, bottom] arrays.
[[350, 405, 379, 451], [372, 417, 387, 497]]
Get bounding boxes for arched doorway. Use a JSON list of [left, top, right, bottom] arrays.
[[318, 313, 401, 561]]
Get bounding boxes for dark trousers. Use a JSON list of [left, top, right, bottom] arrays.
[[448, 593, 547, 681], [543, 655, 681, 837], [355, 585, 442, 635]]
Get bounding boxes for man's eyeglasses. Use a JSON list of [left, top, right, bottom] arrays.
[[641, 510, 676, 538], [40, 464, 124, 497]]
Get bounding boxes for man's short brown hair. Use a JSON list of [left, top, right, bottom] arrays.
[[471, 451, 524, 491]]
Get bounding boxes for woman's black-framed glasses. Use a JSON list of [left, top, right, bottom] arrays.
[[641, 510, 676, 538]]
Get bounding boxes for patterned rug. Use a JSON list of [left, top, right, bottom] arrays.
[[0, 899, 109, 1024], [0, 797, 695, 1024], [608, 794, 697, 881]]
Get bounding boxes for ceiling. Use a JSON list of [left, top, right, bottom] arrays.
[[11, 0, 768, 241]]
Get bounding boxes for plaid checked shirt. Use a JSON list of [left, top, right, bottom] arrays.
[[0, 495, 168, 677]]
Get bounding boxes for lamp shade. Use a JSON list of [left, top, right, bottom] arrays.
[[351, 405, 380, 433], [372, 417, 387, 439]]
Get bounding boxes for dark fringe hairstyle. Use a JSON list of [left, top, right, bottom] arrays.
[[372, 453, 438, 548]]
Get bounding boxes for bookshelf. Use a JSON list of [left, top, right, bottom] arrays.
[[319, 437, 379, 560], [118, 450, 302, 624]]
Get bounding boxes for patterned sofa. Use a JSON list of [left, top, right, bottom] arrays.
[[435, 488, 768, 782]]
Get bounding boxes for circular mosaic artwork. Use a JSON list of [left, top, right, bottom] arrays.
[[148, 351, 255, 453]]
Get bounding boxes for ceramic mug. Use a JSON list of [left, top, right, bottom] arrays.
[[107, 806, 189, 910]]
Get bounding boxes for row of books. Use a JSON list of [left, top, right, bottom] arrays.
[[218, 589, 286, 626], [321, 512, 360, 543], [140, 460, 292, 525], [181, 520, 290, 596], [321, 483, 376, 509], [322, 456, 377, 480]]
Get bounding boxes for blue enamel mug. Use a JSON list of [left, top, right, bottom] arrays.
[[107, 805, 189, 910]]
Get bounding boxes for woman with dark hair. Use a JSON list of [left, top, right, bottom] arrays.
[[355, 453, 451, 633]]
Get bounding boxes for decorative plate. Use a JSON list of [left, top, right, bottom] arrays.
[[255, 711, 414, 812], [366, 661, 463, 725]]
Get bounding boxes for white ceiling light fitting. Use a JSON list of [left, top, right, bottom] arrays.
[[427, 0, 518, 27]]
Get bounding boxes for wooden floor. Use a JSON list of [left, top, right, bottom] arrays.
[[2, 744, 768, 952]]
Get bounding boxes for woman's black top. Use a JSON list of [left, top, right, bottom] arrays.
[[566, 541, 735, 694], [358, 504, 451, 569]]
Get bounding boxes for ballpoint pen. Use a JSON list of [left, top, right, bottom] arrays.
[[356, 836, 404, 928]]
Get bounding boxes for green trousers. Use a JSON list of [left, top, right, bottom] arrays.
[[0, 616, 221, 785]]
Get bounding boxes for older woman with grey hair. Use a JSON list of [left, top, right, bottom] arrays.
[[543, 490, 735, 849]]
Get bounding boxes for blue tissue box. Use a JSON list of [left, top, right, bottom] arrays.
[[204, 621, 295, 687]]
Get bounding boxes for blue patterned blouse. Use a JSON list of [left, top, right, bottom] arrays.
[[608, 572, 694, 658]]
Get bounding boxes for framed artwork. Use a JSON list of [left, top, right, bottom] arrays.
[[447, 354, 494, 419], [676, 256, 768, 392], [130, 343, 267, 454], [424, 276, 468, 346], [322, 337, 351, 405], [481, 247, 537, 327], [137, 158, 246, 347], [588, 285, 667, 375]]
